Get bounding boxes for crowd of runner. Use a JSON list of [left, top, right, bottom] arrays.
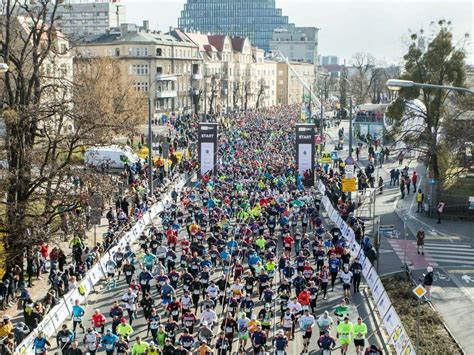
[[23, 106, 384, 355]]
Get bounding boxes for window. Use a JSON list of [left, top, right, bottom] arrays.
[[131, 64, 149, 75], [115, 48, 120, 56], [192, 64, 199, 74], [156, 48, 162, 56], [130, 48, 148, 57], [156, 66, 163, 74], [134, 82, 149, 92]]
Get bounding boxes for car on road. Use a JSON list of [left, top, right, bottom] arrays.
[[85, 146, 139, 170]]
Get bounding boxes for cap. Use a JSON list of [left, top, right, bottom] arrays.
[[149, 341, 155, 346], [251, 314, 257, 320], [427, 266, 433, 273], [201, 321, 208, 326], [3, 315, 10, 321], [277, 329, 284, 335]]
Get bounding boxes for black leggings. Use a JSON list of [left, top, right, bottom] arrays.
[[353, 275, 361, 292], [320, 282, 328, 298], [330, 272, 338, 290]]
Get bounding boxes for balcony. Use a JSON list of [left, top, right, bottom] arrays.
[[192, 73, 203, 80], [156, 90, 177, 98], [156, 74, 177, 81]]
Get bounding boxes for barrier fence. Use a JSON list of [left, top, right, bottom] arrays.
[[317, 180, 415, 355], [15, 176, 188, 355]]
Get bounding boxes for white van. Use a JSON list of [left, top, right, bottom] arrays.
[[85, 146, 139, 170]]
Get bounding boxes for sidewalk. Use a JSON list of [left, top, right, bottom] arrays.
[[395, 163, 474, 243], [1, 124, 189, 322]]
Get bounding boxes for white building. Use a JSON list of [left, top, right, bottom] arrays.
[[56, 0, 126, 40], [269, 26, 319, 64]]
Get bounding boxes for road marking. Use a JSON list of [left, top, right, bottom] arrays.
[[424, 243, 473, 248], [432, 258, 474, 265]]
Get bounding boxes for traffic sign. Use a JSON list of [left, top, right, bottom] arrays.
[[412, 285, 427, 299], [345, 164, 355, 178], [331, 151, 339, 160], [345, 156, 355, 165], [321, 151, 331, 164], [342, 177, 357, 192]]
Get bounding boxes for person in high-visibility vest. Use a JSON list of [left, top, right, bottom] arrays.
[[352, 317, 368, 354], [416, 189, 424, 213], [337, 317, 353, 355]]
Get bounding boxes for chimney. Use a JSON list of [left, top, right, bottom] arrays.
[[143, 20, 149, 33], [169, 26, 174, 34]]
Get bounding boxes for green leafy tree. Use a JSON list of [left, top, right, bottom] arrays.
[[386, 20, 468, 183]]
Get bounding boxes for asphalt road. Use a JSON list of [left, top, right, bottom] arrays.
[[48, 118, 384, 355]]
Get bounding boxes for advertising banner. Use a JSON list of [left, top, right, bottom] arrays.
[[295, 124, 316, 186], [198, 122, 218, 176], [375, 290, 392, 319]]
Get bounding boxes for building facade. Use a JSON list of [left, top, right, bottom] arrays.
[[321, 55, 339, 65], [276, 61, 315, 106], [177, 0, 290, 53], [172, 29, 281, 114], [269, 26, 319, 64], [74, 22, 203, 117], [56, 0, 126, 40]]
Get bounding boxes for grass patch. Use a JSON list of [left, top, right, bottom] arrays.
[[382, 275, 461, 354]]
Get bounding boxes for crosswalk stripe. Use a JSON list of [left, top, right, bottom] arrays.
[[423, 253, 474, 261], [424, 245, 474, 251], [423, 249, 474, 256], [425, 243, 473, 248], [430, 258, 474, 265]]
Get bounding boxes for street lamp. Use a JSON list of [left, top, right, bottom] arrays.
[[338, 75, 354, 159], [385, 79, 474, 94]]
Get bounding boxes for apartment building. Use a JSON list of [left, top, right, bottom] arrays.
[[74, 22, 203, 117], [56, 0, 126, 40], [276, 61, 315, 105]]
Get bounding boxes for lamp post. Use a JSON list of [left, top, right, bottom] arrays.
[[148, 97, 153, 198], [385, 79, 474, 95]]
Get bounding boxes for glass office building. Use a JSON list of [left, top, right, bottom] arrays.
[[178, 0, 290, 52]]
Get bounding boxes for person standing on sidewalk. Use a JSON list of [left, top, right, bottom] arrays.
[[416, 229, 425, 255], [412, 171, 418, 192], [423, 266, 434, 301], [437, 201, 445, 224], [400, 179, 405, 199], [416, 189, 424, 213]]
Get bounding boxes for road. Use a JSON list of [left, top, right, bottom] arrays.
[[47, 116, 384, 355]]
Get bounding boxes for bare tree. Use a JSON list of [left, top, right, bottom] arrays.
[[350, 52, 377, 105], [243, 79, 252, 111], [255, 79, 266, 109], [0, 2, 145, 266], [233, 81, 241, 109], [207, 75, 219, 115]]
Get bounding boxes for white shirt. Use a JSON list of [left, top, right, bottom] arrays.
[[206, 285, 219, 299], [122, 292, 137, 310], [318, 315, 334, 329], [341, 271, 353, 284], [180, 295, 193, 309], [201, 309, 217, 324], [84, 332, 99, 350], [288, 301, 302, 315], [299, 315, 315, 331]]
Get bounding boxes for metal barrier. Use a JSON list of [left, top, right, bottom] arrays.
[[14, 175, 188, 355]]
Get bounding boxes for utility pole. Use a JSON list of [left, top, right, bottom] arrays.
[[148, 97, 153, 198]]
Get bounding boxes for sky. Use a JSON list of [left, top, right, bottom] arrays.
[[122, 0, 473, 65]]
